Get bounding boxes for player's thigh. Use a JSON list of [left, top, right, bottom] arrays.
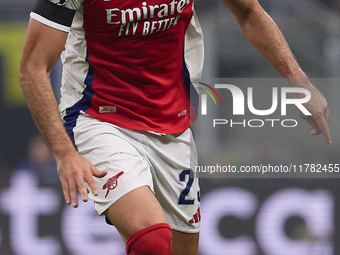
[[72, 114, 167, 240], [172, 230, 199, 255], [104, 185, 168, 242]]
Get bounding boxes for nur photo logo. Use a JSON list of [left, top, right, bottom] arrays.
[[197, 82, 312, 128]]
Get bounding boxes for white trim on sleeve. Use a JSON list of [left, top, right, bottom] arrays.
[[30, 12, 71, 33]]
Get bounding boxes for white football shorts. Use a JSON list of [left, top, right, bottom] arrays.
[[71, 112, 201, 233]]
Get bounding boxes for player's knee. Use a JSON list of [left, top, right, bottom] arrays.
[[126, 223, 172, 255]]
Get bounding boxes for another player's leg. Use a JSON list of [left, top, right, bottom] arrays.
[[104, 185, 172, 255], [172, 230, 199, 255]]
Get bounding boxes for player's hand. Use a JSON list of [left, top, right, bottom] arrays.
[[287, 78, 331, 144], [56, 150, 108, 208]]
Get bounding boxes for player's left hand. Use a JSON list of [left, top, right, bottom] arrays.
[[287, 78, 331, 144]]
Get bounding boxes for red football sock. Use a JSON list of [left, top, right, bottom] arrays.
[[126, 223, 172, 255]]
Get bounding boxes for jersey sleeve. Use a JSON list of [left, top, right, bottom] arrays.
[[30, 0, 83, 32], [185, 9, 204, 82]]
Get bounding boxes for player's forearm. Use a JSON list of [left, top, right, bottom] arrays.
[[19, 67, 77, 159], [235, 3, 307, 81]]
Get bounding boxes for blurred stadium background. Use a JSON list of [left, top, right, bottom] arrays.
[[0, 0, 340, 254]]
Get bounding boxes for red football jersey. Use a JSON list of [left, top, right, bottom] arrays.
[[31, 0, 204, 134]]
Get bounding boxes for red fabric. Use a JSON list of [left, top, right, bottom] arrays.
[[81, 0, 196, 134], [126, 223, 172, 255]]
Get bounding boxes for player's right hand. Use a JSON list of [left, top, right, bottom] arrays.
[[56, 150, 108, 208]]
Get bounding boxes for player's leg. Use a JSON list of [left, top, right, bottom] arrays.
[[104, 185, 173, 254], [143, 128, 201, 254], [172, 230, 199, 255], [71, 114, 172, 254], [104, 185, 167, 241]]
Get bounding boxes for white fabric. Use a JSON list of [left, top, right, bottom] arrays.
[[30, 12, 71, 32], [73, 112, 201, 233]]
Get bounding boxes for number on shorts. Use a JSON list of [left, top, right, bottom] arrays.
[[178, 169, 195, 205]]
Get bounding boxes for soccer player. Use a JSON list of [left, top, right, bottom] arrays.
[[19, 0, 331, 254]]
